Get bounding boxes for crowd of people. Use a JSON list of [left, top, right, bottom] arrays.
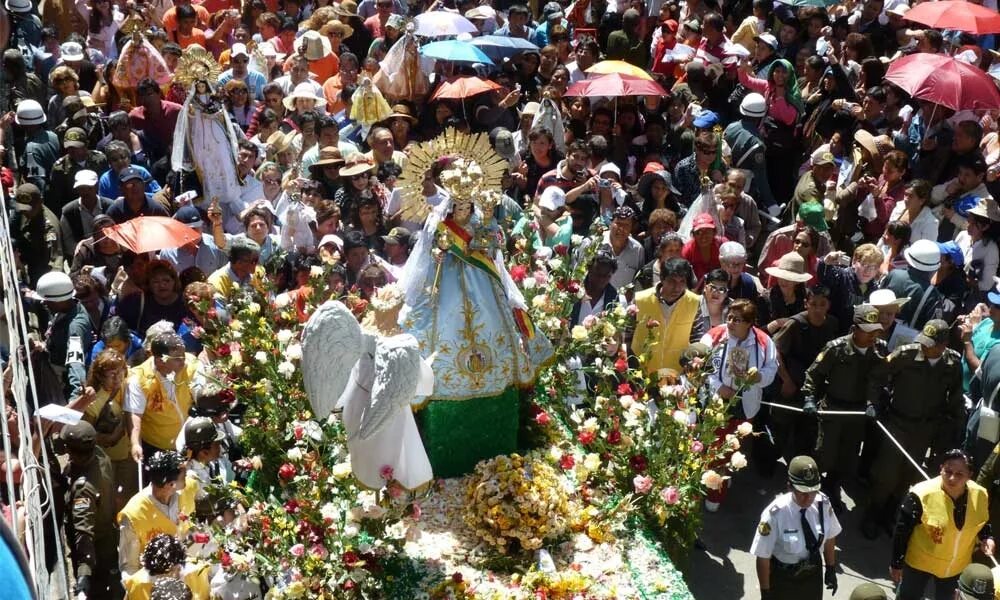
[[1, 0, 1000, 597]]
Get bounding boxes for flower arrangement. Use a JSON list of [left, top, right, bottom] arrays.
[[464, 453, 573, 555]]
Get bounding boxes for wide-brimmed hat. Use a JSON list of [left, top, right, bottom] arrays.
[[310, 146, 345, 172], [519, 101, 541, 118], [854, 129, 878, 157], [283, 82, 327, 110], [869, 288, 910, 309], [334, 0, 359, 18], [386, 104, 417, 124], [339, 156, 375, 177], [968, 198, 1000, 222], [4, 0, 31, 13], [266, 130, 297, 154], [257, 41, 286, 61], [297, 30, 332, 61], [765, 251, 812, 283], [903, 238, 941, 272], [321, 19, 355, 40]]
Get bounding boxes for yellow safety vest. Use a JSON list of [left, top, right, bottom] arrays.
[[117, 476, 200, 553], [131, 356, 197, 451], [905, 477, 989, 578], [631, 288, 701, 373]]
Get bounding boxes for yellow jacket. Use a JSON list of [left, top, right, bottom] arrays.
[[117, 476, 199, 553], [905, 477, 989, 578], [131, 356, 197, 451], [123, 563, 212, 600], [631, 288, 701, 374]]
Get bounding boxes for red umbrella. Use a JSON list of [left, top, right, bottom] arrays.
[[884, 53, 1000, 112], [902, 1, 1000, 34], [430, 76, 501, 101], [564, 73, 667, 97], [105, 216, 202, 253]]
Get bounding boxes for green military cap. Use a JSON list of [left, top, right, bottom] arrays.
[[184, 417, 224, 449], [787, 455, 821, 492], [849, 583, 887, 600], [958, 563, 995, 600], [62, 420, 97, 452], [916, 319, 950, 348], [853, 304, 883, 332]]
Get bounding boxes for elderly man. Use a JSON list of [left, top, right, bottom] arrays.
[[125, 333, 199, 461], [208, 238, 261, 297], [632, 257, 706, 373], [59, 170, 113, 261], [363, 126, 408, 171]]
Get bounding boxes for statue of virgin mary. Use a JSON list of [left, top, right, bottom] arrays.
[[170, 46, 243, 207], [397, 129, 552, 477]]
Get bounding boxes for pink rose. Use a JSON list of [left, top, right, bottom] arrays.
[[691, 440, 705, 454], [660, 486, 680, 505], [379, 465, 395, 481], [627, 304, 639, 317], [582, 314, 598, 329], [633, 475, 653, 494], [309, 544, 328, 559], [533, 270, 548, 286], [290, 543, 305, 557]]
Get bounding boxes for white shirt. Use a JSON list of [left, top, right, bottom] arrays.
[[700, 328, 779, 419], [887, 203, 939, 244], [125, 370, 177, 415], [957, 231, 1000, 292], [750, 492, 842, 565]]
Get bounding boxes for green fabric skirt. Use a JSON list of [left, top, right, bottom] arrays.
[[416, 387, 519, 478]]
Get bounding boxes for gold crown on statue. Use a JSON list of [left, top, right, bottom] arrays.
[[397, 128, 508, 223], [173, 45, 222, 88]]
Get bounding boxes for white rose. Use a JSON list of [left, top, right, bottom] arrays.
[[310, 265, 325, 278], [254, 351, 268, 364], [287, 447, 304, 461], [276, 329, 294, 344], [286, 343, 303, 361], [230, 351, 243, 367], [331, 462, 352, 479], [274, 294, 291, 309], [736, 422, 754, 437], [548, 257, 563, 271], [618, 395, 635, 409], [277, 361, 296, 378], [730, 451, 748, 471], [522, 278, 537, 290], [701, 470, 725, 490]]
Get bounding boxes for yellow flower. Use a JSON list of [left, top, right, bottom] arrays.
[[571, 325, 588, 341]]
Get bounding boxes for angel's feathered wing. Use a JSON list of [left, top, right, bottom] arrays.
[[357, 333, 426, 441], [301, 301, 364, 418]]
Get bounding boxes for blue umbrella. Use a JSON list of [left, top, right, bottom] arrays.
[[468, 35, 539, 61], [419, 40, 495, 65]]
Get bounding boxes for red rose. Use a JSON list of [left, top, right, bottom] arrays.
[[578, 430, 596, 445], [614, 358, 628, 373], [510, 264, 528, 283], [629, 455, 648, 473], [284, 499, 300, 514], [220, 551, 232, 568], [559, 454, 576, 470], [192, 532, 210, 544], [294, 425, 304, 440], [607, 429, 622, 445], [206, 308, 218, 320], [452, 572, 464, 584], [342, 551, 360, 567], [566, 281, 580, 294], [218, 388, 237, 404], [534, 411, 551, 426], [554, 244, 569, 256], [216, 343, 232, 357], [278, 463, 297, 481], [617, 383, 633, 395]]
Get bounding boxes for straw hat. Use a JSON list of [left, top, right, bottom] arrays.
[[310, 146, 345, 173], [321, 19, 354, 40], [854, 129, 878, 158], [297, 30, 332, 61], [339, 155, 376, 177], [266, 130, 297, 154], [869, 288, 910, 309], [765, 252, 813, 283], [334, 0, 359, 18], [386, 104, 418, 124], [283, 82, 327, 110], [969, 198, 1000, 222]]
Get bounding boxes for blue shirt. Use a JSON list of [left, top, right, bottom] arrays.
[[89, 333, 144, 365], [159, 234, 228, 276], [99, 166, 162, 200], [218, 69, 267, 101]]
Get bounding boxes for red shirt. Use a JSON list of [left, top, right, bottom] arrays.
[[129, 100, 183, 151], [681, 235, 728, 282]]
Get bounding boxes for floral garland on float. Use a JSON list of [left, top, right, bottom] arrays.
[[182, 131, 753, 599]]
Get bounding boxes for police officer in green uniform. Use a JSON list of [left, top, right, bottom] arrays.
[[45, 127, 109, 215], [802, 304, 888, 513], [36, 270, 94, 401], [10, 183, 63, 288], [61, 420, 123, 600], [723, 92, 777, 215], [862, 319, 964, 539], [751, 456, 842, 600]]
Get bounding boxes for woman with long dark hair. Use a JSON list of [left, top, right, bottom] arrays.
[[87, 0, 123, 60], [223, 79, 256, 130]]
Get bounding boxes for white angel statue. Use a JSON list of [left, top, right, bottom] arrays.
[[301, 287, 433, 490]]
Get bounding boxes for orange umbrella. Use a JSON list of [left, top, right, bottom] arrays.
[[585, 60, 654, 81], [105, 216, 202, 253], [430, 76, 502, 101]]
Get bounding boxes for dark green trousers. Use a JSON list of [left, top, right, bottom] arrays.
[[771, 559, 822, 600]]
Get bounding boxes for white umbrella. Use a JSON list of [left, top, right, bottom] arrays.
[[413, 12, 478, 37]]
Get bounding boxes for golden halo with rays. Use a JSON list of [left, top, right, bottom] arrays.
[[397, 127, 508, 224], [173, 45, 222, 88]]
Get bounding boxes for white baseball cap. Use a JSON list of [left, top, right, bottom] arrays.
[[73, 170, 99, 188]]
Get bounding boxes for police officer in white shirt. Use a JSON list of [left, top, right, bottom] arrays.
[[751, 455, 842, 600]]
